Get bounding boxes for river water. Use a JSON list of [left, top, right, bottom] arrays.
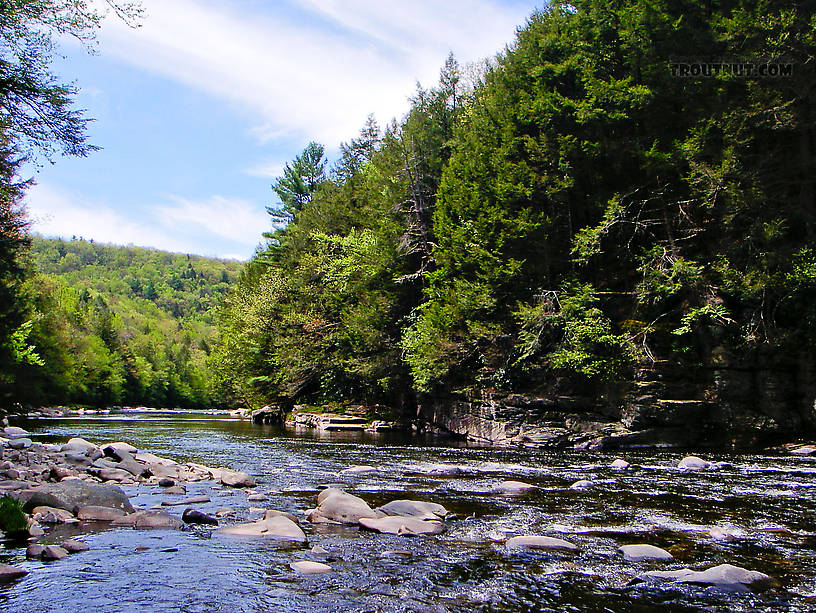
[[2, 412, 815, 612]]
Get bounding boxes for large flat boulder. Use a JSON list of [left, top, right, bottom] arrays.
[[111, 510, 183, 529], [376, 500, 449, 521], [77, 505, 127, 521], [220, 469, 255, 488], [17, 480, 134, 514], [216, 516, 306, 543], [305, 488, 381, 524], [0, 564, 28, 581], [359, 516, 444, 536], [631, 564, 776, 592]]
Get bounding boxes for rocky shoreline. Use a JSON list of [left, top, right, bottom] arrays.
[[1, 422, 809, 596]]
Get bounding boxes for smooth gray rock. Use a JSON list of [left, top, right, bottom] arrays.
[[101, 442, 138, 460], [112, 510, 183, 529], [491, 480, 538, 495], [619, 544, 673, 562], [631, 564, 776, 592], [9, 438, 32, 450], [305, 488, 380, 524], [377, 499, 449, 521], [161, 495, 210, 506], [3, 426, 29, 438], [570, 480, 594, 490], [96, 467, 133, 482], [117, 457, 150, 478], [18, 480, 135, 514], [220, 469, 255, 488], [0, 563, 28, 581], [678, 456, 710, 471], [505, 536, 579, 552], [359, 516, 445, 535], [216, 515, 306, 543], [77, 505, 127, 521], [60, 437, 98, 454], [61, 539, 89, 553], [610, 459, 630, 470], [41, 545, 69, 561], [290, 561, 331, 574]]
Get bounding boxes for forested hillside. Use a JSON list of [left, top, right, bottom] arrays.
[[215, 0, 816, 443], [2, 237, 242, 408]]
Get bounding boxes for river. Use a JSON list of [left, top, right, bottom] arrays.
[[1, 411, 815, 612]]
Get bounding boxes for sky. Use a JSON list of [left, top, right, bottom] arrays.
[[25, 0, 541, 260]]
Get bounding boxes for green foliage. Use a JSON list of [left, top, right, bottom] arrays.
[[7, 237, 241, 408], [0, 495, 27, 534]]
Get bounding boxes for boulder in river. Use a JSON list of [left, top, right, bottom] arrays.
[[505, 536, 579, 553], [182, 509, 218, 525], [41, 545, 69, 561], [610, 459, 630, 470], [0, 563, 28, 581], [491, 480, 538, 495], [340, 465, 378, 475], [630, 563, 776, 592], [2, 426, 29, 438], [677, 456, 710, 471], [569, 480, 594, 491], [220, 469, 255, 488], [264, 509, 300, 524], [26, 544, 46, 559], [61, 539, 89, 553], [112, 510, 183, 529], [216, 515, 306, 543], [290, 560, 332, 575], [376, 500, 449, 521], [359, 516, 444, 536], [618, 544, 673, 562], [18, 480, 134, 514], [305, 488, 381, 524], [77, 505, 127, 521]]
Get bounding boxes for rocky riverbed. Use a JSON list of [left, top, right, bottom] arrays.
[[1, 414, 816, 611]]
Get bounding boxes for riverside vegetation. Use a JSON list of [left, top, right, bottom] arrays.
[[2, 1, 816, 448]]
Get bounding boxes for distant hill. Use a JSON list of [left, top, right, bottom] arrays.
[[12, 237, 244, 408]]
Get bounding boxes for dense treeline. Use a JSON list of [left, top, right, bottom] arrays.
[[216, 0, 816, 417], [0, 237, 241, 408]]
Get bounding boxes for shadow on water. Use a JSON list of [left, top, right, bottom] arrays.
[[1, 411, 814, 612]]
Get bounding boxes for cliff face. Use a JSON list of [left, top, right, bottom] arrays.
[[417, 353, 816, 450]]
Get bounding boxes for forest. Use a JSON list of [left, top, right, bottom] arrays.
[[1, 0, 815, 428]]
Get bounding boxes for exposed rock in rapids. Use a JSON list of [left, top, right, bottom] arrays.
[[0, 564, 28, 581], [161, 495, 211, 507], [376, 500, 449, 521], [264, 509, 300, 524], [630, 564, 776, 592], [18, 480, 134, 514], [61, 539, 89, 553], [505, 536, 579, 552], [182, 509, 218, 525], [290, 561, 332, 574], [220, 469, 255, 488], [215, 507, 235, 518], [618, 544, 673, 562], [358, 516, 445, 536], [610, 459, 631, 470], [76, 505, 128, 521], [112, 510, 183, 529], [340, 465, 378, 474], [216, 515, 306, 543], [158, 478, 175, 487], [41, 545, 69, 561], [163, 485, 187, 495], [677, 456, 710, 471], [305, 488, 381, 524], [569, 480, 594, 490], [491, 480, 538, 495]]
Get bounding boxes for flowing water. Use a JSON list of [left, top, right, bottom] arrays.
[[2, 412, 815, 612]]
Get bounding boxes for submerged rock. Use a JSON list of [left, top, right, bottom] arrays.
[[491, 480, 538, 495], [290, 561, 332, 575], [359, 516, 445, 536], [631, 563, 776, 592], [618, 544, 673, 562], [505, 536, 579, 552], [216, 515, 306, 543], [305, 488, 381, 524]]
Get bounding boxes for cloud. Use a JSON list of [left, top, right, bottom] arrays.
[[243, 161, 284, 179], [26, 183, 266, 259], [99, 0, 533, 147]]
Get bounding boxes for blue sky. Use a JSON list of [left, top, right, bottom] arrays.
[[26, 0, 541, 260]]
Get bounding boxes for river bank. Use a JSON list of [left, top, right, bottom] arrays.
[[1, 413, 815, 611]]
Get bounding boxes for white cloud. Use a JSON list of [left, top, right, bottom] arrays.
[[26, 183, 266, 260], [243, 161, 284, 179], [99, 0, 533, 147]]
